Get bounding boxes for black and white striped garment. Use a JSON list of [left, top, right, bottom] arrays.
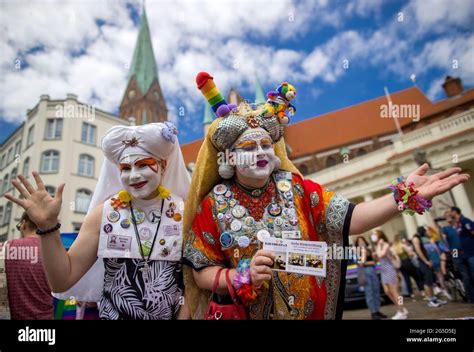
[[98, 258, 183, 320]]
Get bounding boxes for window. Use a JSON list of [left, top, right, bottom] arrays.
[[45, 118, 63, 139], [45, 185, 56, 197], [27, 125, 35, 147], [7, 148, 13, 164], [22, 157, 30, 176], [72, 222, 82, 232], [2, 174, 9, 194], [41, 150, 60, 173], [3, 202, 12, 226], [81, 123, 96, 145], [10, 168, 17, 188], [326, 156, 337, 168], [14, 140, 21, 157], [356, 148, 367, 157], [0, 206, 3, 225], [78, 154, 94, 177], [75, 189, 92, 213], [0, 154, 5, 169]]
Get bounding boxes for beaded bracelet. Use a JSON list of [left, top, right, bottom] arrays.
[[233, 258, 258, 304], [389, 176, 432, 215], [36, 222, 61, 235]]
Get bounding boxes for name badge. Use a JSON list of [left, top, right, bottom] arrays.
[[281, 230, 301, 240], [163, 224, 180, 237], [107, 234, 132, 251]]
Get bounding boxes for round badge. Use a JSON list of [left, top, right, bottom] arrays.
[[169, 202, 176, 210], [103, 223, 113, 233], [139, 227, 153, 240], [148, 208, 162, 223], [257, 229, 271, 242], [225, 212, 233, 221], [275, 217, 283, 226], [165, 208, 175, 218], [216, 195, 226, 203], [130, 209, 145, 224], [217, 213, 224, 220], [217, 202, 228, 213], [289, 217, 298, 226], [277, 180, 291, 192], [229, 199, 237, 208], [224, 190, 232, 198], [231, 205, 246, 219], [255, 221, 265, 230], [173, 213, 182, 222], [213, 184, 227, 195], [244, 216, 255, 227], [120, 218, 131, 229], [220, 232, 233, 248], [159, 239, 166, 246], [238, 236, 250, 248], [267, 203, 282, 216], [284, 191, 293, 200], [230, 219, 242, 232], [107, 210, 120, 223], [266, 218, 274, 228]]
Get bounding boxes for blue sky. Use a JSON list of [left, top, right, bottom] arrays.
[[1, 0, 473, 145]]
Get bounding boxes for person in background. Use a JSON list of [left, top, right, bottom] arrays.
[[5, 212, 54, 319], [355, 236, 387, 320], [392, 234, 424, 298], [412, 226, 446, 307], [374, 230, 408, 320], [425, 226, 452, 300], [450, 206, 474, 303]]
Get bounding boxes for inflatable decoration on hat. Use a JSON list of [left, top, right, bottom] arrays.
[[195, 71, 292, 152], [263, 82, 297, 125]]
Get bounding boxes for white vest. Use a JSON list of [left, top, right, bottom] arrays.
[[97, 193, 184, 262]]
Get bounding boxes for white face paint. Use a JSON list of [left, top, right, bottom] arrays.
[[119, 154, 162, 199], [233, 130, 276, 182]]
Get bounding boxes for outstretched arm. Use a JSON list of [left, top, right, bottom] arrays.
[[4, 172, 102, 292], [349, 164, 470, 235]]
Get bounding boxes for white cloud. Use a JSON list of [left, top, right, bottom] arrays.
[[0, 0, 472, 135]]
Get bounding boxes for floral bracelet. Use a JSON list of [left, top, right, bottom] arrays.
[[233, 258, 258, 304], [389, 176, 432, 215]]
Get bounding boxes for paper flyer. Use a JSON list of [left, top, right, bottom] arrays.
[[262, 237, 327, 277]]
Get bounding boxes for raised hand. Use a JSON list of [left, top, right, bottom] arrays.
[[406, 163, 470, 200], [4, 171, 65, 229]]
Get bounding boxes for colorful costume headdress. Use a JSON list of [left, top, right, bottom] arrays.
[[183, 72, 300, 318]]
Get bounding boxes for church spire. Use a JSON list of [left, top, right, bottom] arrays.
[[119, 4, 167, 124], [255, 79, 265, 104]]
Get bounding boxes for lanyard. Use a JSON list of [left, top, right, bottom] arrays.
[[129, 198, 165, 281]]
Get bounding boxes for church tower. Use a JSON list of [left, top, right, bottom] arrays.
[[119, 6, 167, 124]]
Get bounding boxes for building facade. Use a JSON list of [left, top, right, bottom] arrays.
[[0, 94, 130, 241], [182, 76, 474, 242]]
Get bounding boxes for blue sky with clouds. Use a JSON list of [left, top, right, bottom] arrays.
[[1, 0, 473, 145]]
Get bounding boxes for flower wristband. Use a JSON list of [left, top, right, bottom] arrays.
[[389, 176, 432, 215]]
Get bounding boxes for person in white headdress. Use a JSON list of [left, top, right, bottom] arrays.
[[4, 122, 191, 320]]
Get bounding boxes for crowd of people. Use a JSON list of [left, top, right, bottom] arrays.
[[355, 207, 474, 320]]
